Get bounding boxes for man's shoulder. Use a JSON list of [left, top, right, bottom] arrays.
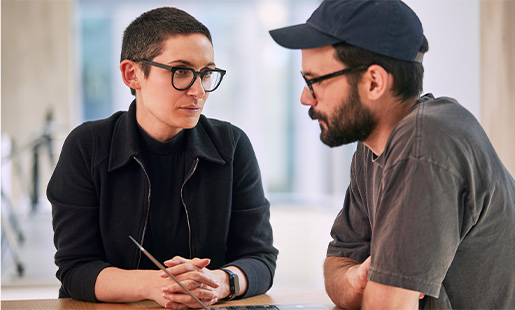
[[386, 94, 495, 174], [394, 95, 477, 143], [414, 94, 474, 127]]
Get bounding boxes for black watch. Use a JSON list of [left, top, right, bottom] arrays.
[[220, 268, 240, 300]]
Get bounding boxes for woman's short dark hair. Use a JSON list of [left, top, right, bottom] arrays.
[[333, 36, 429, 102], [121, 7, 212, 95]]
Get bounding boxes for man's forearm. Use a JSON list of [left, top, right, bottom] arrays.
[[362, 280, 421, 310], [323, 256, 364, 310]]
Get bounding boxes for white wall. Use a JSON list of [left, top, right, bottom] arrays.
[[407, 0, 480, 117]]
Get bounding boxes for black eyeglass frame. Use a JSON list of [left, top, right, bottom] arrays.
[[138, 60, 227, 92], [301, 65, 368, 99]]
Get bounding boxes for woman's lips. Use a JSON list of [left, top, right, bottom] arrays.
[[181, 105, 202, 112]]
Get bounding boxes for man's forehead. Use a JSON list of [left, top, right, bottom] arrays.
[[301, 45, 341, 72]]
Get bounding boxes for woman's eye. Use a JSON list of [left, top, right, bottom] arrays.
[[175, 68, 190, 77]]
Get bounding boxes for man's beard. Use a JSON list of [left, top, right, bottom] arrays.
[[308, 82, 377, 147]]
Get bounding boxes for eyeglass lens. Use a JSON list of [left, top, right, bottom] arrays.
[[172, 68, 223, 92]]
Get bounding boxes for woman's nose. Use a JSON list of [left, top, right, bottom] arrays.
[[186, 76, 206, 99]]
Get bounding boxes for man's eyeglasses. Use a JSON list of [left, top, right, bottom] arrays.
[[301, 65, 368, 99], [138, 60, 226, 92]]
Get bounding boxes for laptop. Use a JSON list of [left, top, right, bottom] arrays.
[[212, 304, 328, 310]]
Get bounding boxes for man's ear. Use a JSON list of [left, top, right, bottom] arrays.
[[362, 64, 389, 101], [120, 59, 141, 91]]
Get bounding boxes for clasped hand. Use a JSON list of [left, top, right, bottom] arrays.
[[159, 256, 221, 309]]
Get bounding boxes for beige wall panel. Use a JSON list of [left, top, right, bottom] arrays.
[[1, 0, 75, 202], [480, 1, 515, 176]]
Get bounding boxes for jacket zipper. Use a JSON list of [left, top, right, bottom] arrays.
[[180, 158, 199, 258], [133, 156, 151, 268]]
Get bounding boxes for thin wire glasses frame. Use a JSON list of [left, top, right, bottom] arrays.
[[138, 60, 227, 92], [301, 65, 368, 99]]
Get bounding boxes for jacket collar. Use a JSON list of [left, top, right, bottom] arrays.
[[184, 115, 225, 165], [108, 100, 224, 172]]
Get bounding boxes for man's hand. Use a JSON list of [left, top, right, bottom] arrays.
[[324, 256, 425, 310], [324, 256, 371, 309], [348, 256, 371, 295]]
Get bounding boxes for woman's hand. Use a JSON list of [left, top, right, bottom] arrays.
[[159, 256, 221, 309]]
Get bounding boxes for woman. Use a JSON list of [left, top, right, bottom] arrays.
[[48, 7, 277, 309]]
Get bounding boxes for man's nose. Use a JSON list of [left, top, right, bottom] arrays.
[[300, 87, 316, 107]]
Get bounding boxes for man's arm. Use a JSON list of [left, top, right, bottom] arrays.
[[323, 256, 370, 310], [324, 256, 423, 310], [362, 280, 421, 310]]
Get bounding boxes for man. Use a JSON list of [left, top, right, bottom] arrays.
[[270, 0, 515, 309], [48, 7, 277, 309]]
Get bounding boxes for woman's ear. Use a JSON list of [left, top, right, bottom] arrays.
[[362, 64, 389, 101], [120, 60, 141, 91]]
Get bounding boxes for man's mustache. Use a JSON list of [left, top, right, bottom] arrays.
[[309, 107, 324, 121]]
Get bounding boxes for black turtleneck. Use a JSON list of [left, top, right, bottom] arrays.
[[137, 126, 189, 269]]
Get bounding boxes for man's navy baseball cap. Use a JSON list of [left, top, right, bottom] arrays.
[[269, 0, 425, 63]]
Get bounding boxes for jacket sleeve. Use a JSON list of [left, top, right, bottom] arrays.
[[224, 127, 278, 298], [47, 123, 111, 301]]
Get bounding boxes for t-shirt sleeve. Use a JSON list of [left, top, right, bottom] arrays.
[[327, 148, 371, 263], [368, 158, 461, 298]]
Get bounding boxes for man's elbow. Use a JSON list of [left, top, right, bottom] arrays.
[[362, 281, 420, 310]]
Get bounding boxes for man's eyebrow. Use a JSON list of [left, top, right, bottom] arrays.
[[302, 70, 315, 77]]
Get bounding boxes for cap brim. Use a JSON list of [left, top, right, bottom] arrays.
[[269, 23, 341, 49]]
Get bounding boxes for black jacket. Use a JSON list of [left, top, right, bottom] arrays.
[[48, 102, 278, 302]]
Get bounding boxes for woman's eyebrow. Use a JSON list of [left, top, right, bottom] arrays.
[[169, 60, 216, 68]]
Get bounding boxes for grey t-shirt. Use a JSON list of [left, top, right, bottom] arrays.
[[327, 94, 515, 309]]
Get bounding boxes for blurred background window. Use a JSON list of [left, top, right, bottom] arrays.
[[76, 0, 352, 204]]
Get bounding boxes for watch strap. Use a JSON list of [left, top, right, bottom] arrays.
[[220, 268, 239, 300]]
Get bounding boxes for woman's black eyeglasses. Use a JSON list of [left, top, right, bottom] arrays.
[[138, 60, 226, 92]]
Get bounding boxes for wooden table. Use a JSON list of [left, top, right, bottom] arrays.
[[2, 289, 338, 310]]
